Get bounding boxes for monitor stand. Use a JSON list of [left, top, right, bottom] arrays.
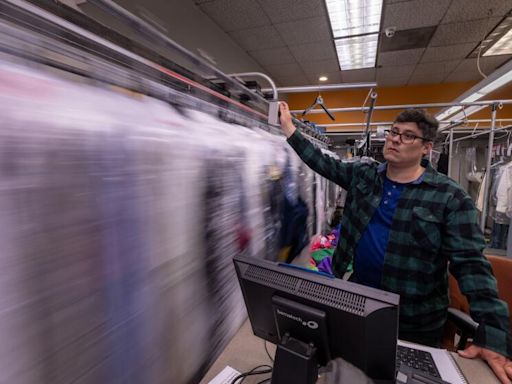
[[271, 333, 318, 384]]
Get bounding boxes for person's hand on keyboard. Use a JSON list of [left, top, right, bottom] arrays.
[[458, 344, 512, 384]]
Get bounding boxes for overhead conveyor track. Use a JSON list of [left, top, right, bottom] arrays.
[[0, 0, 331, 145]]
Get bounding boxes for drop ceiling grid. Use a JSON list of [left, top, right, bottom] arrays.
[[429, 17, 505, 47], [197, 0, 334, 85], [442, 0, 512, 24], [382, 0, 451, 31], [229, 25, 286, 51], [195, 0, 512, 87], [378, 48, 425, 66], [197, 0, 272, 32], [420, 43, 477, 63]]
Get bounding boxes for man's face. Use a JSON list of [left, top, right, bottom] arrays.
[[383, 122, 432, 167]]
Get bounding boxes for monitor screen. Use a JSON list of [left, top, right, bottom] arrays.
[[233, 255, 400, 383]]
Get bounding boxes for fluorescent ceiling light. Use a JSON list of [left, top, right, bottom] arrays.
[[478, 70, 512, 94], [436, 106, 462, 121], [469, 15, 512, 57], [436, 58, 512, 123], [484, 27, 512, 56], [461, 93, 485, 103], [324, 0, 383, 71], [444, 105, 487, 122], [335, 34, 378, 70], [325, 0, 383, 38]]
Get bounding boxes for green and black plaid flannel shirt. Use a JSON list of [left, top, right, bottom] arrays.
[[287, 129, 511, 357]]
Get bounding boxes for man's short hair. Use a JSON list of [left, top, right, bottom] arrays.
[[395, 109, 439, 142]]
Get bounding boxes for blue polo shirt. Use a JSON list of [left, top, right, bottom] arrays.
[[353, 165, 424, 288]]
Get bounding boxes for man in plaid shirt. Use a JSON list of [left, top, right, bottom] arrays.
[[279, 102, 512, 383]]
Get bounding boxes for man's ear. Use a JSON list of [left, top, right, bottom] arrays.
[[422, 141, 433, 156]]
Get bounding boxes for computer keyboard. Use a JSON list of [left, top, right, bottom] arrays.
[[396, 345, 441, 379]]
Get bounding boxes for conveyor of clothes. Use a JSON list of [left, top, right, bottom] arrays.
[[0, 60, 337, 383]]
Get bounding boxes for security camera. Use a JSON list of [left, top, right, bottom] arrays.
[[384, 27, 396, 38]]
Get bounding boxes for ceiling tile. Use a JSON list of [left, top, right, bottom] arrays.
[[274, 74, 311, 87], [377, 76, 410, 87], [289, 41, 336, 63], [408, 72, 446, 85], [341, 68, 377, 82], [442, 0, 512, 24], [383, 0, 451, 31], [378, 48, 425, 66], [249, 47, 296, 66], [413, 60, 461, 76], [257, 0, 326, 24], [430, 17, 502, 46], [263, 62, 306, 78], [377, 65, 416, 79], [443, 71, 481, 83], [420, 43, 476, 63], [306, 72, 343, 84], [376, 76, 410, 89], [229, 26, 286, 51], [274, 16, 332, 46], [198, 0, 271, 32], [454, 56, 512, 74], [299, 59, 340, 76]]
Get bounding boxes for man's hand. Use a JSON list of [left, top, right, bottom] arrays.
[[278, 102, 296, 138], [458, 344, 512, 384]]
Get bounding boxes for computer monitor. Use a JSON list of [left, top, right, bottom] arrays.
[[233, 254, 400, 384]]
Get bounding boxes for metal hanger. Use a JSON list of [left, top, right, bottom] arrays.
[[302, 94, 335, 121]]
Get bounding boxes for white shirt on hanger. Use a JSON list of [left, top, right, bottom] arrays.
[[495, 162, 512, 214]]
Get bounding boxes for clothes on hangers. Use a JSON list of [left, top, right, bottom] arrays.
[[0, 59, 337, 384], [495, 162, 512, 215]]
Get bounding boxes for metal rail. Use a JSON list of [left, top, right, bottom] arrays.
[[86, 0, 270, 107], [362, 92, 377, 155], [226, 72, 278, 101], [481, 104, 498, 231], [320, 119, 512, 128], [290, 100, 512, 114], [261, 82, 377, 94], [1, 0, 331, 146]]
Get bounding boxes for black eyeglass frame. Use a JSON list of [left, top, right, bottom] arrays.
[[384, 128, 430, 144]]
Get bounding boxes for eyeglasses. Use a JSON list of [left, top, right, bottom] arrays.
[[384, 128, 428, 144]]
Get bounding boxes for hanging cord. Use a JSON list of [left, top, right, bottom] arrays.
[[477, 41, 488, 79], [361, 88, 374, 112], [476, 9, 494, 79]]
